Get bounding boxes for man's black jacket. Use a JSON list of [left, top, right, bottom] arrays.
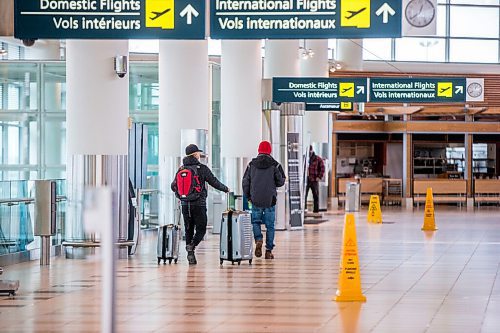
[[242, 154, 286, 208]]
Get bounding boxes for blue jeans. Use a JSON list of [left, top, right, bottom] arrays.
[[251, 206, 276, 251]]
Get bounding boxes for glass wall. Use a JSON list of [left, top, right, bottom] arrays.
[[362, 0, 500, 63], [0, 60, 222, 256]]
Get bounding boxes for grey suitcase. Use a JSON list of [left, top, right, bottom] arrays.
[[0, 268, 19, 296], [219, 209, 253, 266], [157, 224, 180, 264]]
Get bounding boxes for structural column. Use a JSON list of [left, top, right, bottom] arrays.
[[336, 39, 363, 71], [221, 40, 262, 194], [159, 40, 209, 225], [465, 133, 473, 209], [300, 39, 329, 146], [66, 40, 129, 257], [403, 130, 413, 209]]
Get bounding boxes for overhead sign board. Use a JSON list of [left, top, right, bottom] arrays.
[[370, 78, 467, 103], [14, 0, 205, 39], [273, 77, 368, 104], [211, 0, 402, 39]]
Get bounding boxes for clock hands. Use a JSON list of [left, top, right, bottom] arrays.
[[410, 4, 424, 20]]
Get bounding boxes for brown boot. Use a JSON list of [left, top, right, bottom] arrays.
[[265, 250, 274, 260], [255, 240, 263, 258]]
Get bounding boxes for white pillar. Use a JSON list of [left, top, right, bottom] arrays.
[[264, 39, 300, 79], [66, 40, 128, 155], [159, 40, 209, 158], [336, 39, 363, 71], [301, 39, 329, 145], [158, 40, 209, 225], [220, 40, 262, 194], [221, 40, 262, 159]]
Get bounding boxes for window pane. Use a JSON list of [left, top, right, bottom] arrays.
[[450, 6, 499, 38], [395, 38, 445, 62], [451, 0, 498, 5], [436, 5, 447, 37], [449, 39, 499, 62], [362, 39, 392, 61]]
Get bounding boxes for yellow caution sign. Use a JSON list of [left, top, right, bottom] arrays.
[[146, 0, 175, 29], [367, 195, 382, 224], [340, 0, 370, 28], [421, 188, 438, 231], [339, 82, 355, 98], [341, 102, 352, 110], [437, 82, 453, 98], [334, 214, 366, 302]]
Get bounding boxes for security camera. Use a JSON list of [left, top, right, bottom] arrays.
[[22, 39, 36, 47], [114, 55, 128, 78]]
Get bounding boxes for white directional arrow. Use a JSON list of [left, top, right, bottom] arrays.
[[357, 86, 365, 95], [455, 86, 464, 94], [180, 4, 199, 25], [375, 3, 396, 24]]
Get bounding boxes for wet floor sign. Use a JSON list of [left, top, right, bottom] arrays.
[[335, 214, 366, 302], [367, 195, 382, 224], [421, 187, 438, 231]]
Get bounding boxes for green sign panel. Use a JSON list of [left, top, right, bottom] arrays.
[[14, 0, 205, 39], [273, 78, 367, 107], [211, 0, 402, 39], [370, 78, 467, 103]]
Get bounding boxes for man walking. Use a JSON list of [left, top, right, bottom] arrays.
[[305, 146, 325, 213], [171, 144, 229, 265], [242, 141, 286, 259]]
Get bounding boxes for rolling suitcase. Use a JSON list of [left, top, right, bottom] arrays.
[[157, 224, 181, 264], [157, 201, 181, 264], [220, 194, 253, 266], [0, 267, 19, 296]]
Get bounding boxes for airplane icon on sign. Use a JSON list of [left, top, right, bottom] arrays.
[[150, 8, 171, 20], [440, 87, 451, 93], [342, 87, 353, 93], [345, 7, 367, 19]]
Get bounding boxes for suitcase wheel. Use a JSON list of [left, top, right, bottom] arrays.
[[174, 258, 178, 264], [238, 261, 241, 266], [249, 259, 252, 265]]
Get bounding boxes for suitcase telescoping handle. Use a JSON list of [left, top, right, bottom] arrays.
[[226, 192, 242, 211]]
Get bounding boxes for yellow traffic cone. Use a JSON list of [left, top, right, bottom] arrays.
[[367, 195, 382, 224], [421, 187, 438, 231], [334, 214, 366, 302]]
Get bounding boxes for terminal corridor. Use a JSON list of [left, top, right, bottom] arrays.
[[1, 208, 499, 333]]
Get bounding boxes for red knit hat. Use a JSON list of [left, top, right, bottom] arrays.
[[258, 141, 272, 155]]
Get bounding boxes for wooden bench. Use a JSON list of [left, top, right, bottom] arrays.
[[413, 179, 467, 207], [338, 178, 383, 205], [474, 179, 500, 206]]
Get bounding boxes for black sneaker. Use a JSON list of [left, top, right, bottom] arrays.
[[187, 251, 197, 265]]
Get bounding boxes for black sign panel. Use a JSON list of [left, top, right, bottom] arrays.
[[287, 132, 303, 229]]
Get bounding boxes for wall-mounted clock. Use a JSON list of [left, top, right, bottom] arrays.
[[405, 0, 436, 28], [467, 82, 483, 98]]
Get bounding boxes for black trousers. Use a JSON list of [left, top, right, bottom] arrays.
[[305, 180, 320, 213], [181, 205, 207, 247]]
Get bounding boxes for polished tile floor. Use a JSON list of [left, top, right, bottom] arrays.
[[1, 207, 500, 332]]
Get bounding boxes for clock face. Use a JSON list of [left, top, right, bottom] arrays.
[[467, 82, 483, 98], [405, 0, 436, 28]]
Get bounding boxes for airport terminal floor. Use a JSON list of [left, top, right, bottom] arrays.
[[0, 207, 499, 332]]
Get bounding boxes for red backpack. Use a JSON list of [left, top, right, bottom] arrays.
[[175, 165, 202, 201]]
